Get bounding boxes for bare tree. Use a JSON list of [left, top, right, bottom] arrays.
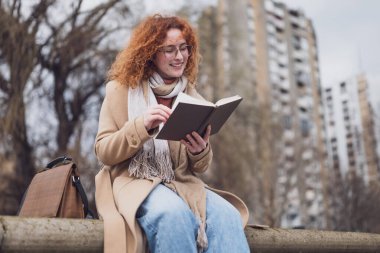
[[0, 0, 137, 215], [0, 0, 55, 214], [330, 171, 380, 233], [37, 0, 131, 156]]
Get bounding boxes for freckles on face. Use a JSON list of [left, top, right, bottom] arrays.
[[153, 28, 189, 83]]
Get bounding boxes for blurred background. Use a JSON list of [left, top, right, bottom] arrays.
[[1, 0, 379, 233]]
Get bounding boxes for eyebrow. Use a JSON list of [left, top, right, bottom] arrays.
[[163, 42, 188, 47]]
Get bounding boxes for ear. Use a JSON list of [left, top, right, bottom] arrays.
[[147, 59, 157, 73], [149, 58, 156, 69], [150, 54, 157, 65]]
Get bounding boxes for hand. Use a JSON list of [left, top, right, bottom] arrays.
[[181, 125, 211, 155], [143, 104, 172, 131]]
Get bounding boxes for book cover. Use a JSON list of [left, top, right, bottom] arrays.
[[155, 92, 242, 141]]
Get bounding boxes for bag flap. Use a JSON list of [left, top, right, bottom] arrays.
[[19, 163, 74, 217]]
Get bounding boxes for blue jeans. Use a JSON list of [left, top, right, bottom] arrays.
[[136, 184, 250, 253]]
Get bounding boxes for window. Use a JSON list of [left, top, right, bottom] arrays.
[[340, 82, 346, 93], [300, 119, 309, 136], [289, 10, 299, 17], [288, 213, 298, 220], [283, 115, 292, 129]]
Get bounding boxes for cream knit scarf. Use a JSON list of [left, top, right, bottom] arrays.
[[127, 72, 187, 183]]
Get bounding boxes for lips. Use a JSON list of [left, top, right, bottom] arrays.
[[170, 62, 183, 68]]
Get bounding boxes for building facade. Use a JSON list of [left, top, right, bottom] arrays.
[[197, 0, 328, 228], [323, 74, 379, 184]]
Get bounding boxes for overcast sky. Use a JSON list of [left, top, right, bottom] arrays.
[[281, 0, 380, 109], [145, 0, 380, 108]]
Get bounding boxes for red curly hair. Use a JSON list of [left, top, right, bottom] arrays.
[[107, 14, 200, 87]]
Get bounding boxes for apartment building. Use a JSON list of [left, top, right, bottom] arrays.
[[323, 74, 379, 184], [197, 0, 327, 228]]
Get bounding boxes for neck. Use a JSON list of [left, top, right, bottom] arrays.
[[163, 77, 178, 84]]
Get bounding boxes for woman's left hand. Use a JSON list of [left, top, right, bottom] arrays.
[[181, 125, 211, 155]]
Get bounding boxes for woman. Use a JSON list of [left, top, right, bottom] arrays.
[[95, 14, 250, 253]]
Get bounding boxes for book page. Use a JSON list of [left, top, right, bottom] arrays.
[[172, 92, 214, 110], [215, 95, 242, 107]]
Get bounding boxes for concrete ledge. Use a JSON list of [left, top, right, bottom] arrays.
[[246, 225, 380, 252], [0, 216, 102, 253], [1, 216, 380, 252]]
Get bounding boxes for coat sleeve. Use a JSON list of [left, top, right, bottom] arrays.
[[94, 82, 152, 166], [187, 144, 213, 173]]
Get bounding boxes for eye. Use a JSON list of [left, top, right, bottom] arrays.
[[179, 45, 189, 51], [162, 46, 176, 53]]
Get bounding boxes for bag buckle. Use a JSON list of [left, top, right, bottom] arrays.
[[72, 175, 80, 184]]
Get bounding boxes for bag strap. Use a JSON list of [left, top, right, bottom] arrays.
[[72, 175, 96, 219], [17, 185, 30, 215], [46, 156, 73, 169]]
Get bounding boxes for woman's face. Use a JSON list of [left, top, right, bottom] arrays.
[[153, 28, 190, 84]]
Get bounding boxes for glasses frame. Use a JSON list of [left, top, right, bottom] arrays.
[[158, 44, 192, 59]]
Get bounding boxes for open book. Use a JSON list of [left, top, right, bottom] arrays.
[[155, 92, 242, 141]]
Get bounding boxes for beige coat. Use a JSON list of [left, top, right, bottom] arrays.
[[94, 80, 249, 253]]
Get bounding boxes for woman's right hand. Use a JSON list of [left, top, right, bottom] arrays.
[[143, 104, 172, 131]]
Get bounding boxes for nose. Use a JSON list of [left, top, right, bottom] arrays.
[[174, 49, 184, 60]]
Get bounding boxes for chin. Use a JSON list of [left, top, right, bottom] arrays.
[[169, 71, 184, 78]]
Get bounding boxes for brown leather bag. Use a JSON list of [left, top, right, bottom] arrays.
[[18, 156, 94, 218]]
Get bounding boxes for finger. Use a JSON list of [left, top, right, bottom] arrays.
[[150, 114, 167, 122], [180, 139, 190, 148], [148, 108, 171, 119], [148, 107, 170, 117], [146, 115, 167, 128], [203, 125, 211, 142], [191, 131, 206, 149], [186, 134, 198, 147], [153, 104, 172, 116], [180, 139, 195, 152]]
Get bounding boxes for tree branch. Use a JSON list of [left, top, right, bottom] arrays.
[[69, 0, 83, 30], [0, 72, 9, 93]]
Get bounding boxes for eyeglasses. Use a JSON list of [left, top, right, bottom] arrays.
[[158, 44, 192, 59]]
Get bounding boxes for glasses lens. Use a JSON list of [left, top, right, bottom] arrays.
[[183, 45, 192, 56], [161, 45, 192, 58]]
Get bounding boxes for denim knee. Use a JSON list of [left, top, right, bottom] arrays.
[[136, 185, 199, 253], [205, 190, 243, 230], [204, 190, 249, 253], [137, 185, 198, 231]]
